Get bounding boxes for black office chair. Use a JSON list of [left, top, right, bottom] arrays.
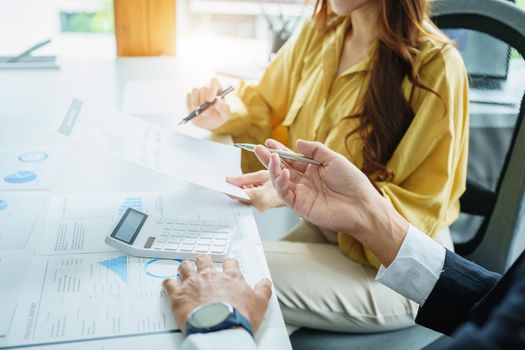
[[436, 0, 525, 274], [290, 0, 525, 348]]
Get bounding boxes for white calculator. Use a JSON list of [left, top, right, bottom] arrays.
[[105, 208, 234, 261]]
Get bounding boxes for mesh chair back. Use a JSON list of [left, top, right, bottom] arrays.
[[432, 0, 525, 272]]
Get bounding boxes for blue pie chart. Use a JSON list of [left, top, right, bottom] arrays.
[[0, 200, 7, 211], [18, 152, 48, 163], [4, 171, 37, 184]]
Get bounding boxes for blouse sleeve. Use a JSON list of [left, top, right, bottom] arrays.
[[213, 21, 317, 172]]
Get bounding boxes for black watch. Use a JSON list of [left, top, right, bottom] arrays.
[[185, 302, 254, 338]]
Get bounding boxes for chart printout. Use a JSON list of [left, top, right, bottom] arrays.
[[5, 247, 256, 347], [0, 148, 66, 191], [55, 99, 249, 199], [0, 191, 47, 249], [39, 188, 238, 255], [6, 252, 180, 347]]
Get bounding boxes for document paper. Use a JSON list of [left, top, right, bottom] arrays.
[[0, 147, 65, 191], [0, 191, 47, 249], [0, 250, 34, 336], [55, 99, 249, 199], [39, 187, 238, 255]]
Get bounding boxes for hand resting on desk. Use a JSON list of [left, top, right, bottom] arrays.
[[163, 254, 272, 334]]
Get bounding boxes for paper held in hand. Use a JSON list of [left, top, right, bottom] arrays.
[[55, 99, 249, 200]]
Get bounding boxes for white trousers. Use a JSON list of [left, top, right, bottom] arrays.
[[263, 220, 453, 333]]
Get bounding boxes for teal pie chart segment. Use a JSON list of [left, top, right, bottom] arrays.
[[4, 171, 37, 184]]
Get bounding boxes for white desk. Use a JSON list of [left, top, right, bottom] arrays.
[[0, 57, 291, 349]]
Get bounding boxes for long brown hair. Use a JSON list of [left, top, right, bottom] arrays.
[[314, 0, 447, 182]]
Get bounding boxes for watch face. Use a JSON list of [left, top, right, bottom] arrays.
[[190, 303, 232, 328]]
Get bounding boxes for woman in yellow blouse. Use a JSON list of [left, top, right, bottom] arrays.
[[185, 0, 469, 332]]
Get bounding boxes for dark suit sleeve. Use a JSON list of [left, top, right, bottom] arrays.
[[429, 256, 525, 350], [415, 249, 500, 335]]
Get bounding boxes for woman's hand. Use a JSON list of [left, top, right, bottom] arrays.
[[226, 170, 285, 212], [186, 78, 232, 130]]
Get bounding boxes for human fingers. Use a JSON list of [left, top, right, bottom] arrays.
[[186, 92, 192, 112], [243, 187, 272, 212], [190, 88, 200, 110], [195, 254, 215, 276], [226, 170, 269, 187], [199, 87, 208, 106], [269, 154, 295, 205], [162, 278, 181, 296], [295, 139, 338, 164], [254, 145, 271, 168], [249, 278, 273, 332], [178, 260, 197, 281], [207, 78, 221, 102], [264, 139, 291, 151], [222, 258, 242, 279], [265, 139, 308, 173], [253, 278, 272, 302]]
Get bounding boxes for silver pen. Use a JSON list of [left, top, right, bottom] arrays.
[[235, 143, 321, 166]]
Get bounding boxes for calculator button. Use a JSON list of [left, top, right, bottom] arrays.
[[197, 238, 212, 245], [185, 233, 198, 238], [212, 240, 227, 247], [211, 246, 226, 253], [182, 238, 196, 245], [203, 220, 217, 226], [168, 237, 181, 244], [199, 233, 213, 239], [215, 234, 229, 240], [176, 219, 188, 225], [210, 227, 230, 233], [164, 243, 179, 251], [153, 242, 164, 250], [196, 245, 210, 253], [180, 244, 194, 252], [156, 237, 167, 244]]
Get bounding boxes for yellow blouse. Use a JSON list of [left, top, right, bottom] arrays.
[[215, 17, 469, 268]]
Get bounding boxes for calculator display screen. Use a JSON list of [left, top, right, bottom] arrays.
[[111, 208, 147, 245]]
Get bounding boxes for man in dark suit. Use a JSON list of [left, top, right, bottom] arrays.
[[163, 140, 525, 349]]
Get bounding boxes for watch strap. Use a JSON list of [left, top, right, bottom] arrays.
[[185, 308, 254, 338]]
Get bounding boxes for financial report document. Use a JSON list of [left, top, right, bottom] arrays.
[[0, 148, 65, 191], [55, 99, 249, 200], [0, 191, 47, 249], [1, 187, 260, 347], [0, 250, 34, 337], [1, 188, 283, 348], [39, 187, 239, 255]]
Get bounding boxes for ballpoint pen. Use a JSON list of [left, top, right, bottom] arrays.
[[235, 143, 322, 166], [178, 85, 235, 125]]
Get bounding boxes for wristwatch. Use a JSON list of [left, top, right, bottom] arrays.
[[185, 302, 254, 338]]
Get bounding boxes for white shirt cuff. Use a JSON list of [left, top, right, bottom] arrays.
[[375, 224, 446, 305], [181, 329, 257, 350]]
